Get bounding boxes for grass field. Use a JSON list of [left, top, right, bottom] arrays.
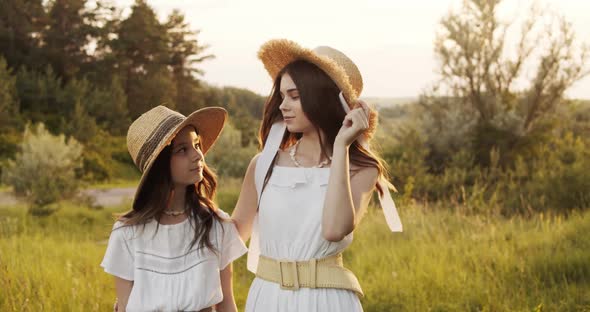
[[0, 192, 588, 311]]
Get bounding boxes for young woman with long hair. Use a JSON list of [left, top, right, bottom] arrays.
[[231, 39, 402, 311]]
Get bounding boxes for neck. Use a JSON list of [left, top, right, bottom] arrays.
[[297, 130, 331, 164], [168, 184, 187, 212]]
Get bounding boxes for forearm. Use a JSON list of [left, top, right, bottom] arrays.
[[321, 141, 355, 241], [231, 154, 259, 242], [217, 264, 238, 312], [114, 277, 133, 312], [216, 298, 237, 312]]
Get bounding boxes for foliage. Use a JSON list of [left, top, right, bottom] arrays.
[[2, 124, 83, 215]]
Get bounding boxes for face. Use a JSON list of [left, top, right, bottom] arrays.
[[170, 126, 204, 186], [279, 73, 314, 133]]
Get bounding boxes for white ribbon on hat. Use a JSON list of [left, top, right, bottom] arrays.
[[246, 94, 402, 274]]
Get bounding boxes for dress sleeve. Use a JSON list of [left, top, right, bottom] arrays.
[[101, 221, 135, 281], [215, 209, 248, 270]]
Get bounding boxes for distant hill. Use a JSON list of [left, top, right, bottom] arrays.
[[362, 97, 589, 110], [361, 97, 418, 109]]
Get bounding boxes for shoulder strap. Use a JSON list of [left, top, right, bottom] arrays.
[[247, 121, 286, 273]]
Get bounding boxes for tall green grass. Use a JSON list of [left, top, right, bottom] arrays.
[[0, 197, 588, 311]]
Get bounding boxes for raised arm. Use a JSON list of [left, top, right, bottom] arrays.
[[231, 154, 260, 242], [321, 102, 378, 241]]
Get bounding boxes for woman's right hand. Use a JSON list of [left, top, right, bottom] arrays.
[[335, 100, 370, 148]]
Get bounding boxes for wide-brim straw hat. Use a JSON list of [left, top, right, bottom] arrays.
[[126, 105, 227, 208], [258, 39, 363, 105]]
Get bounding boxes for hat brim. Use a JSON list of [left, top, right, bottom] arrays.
[[132, 107, 227, 209], [258, 39, 359, 104]]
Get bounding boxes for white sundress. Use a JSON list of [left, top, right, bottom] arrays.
[[245, 166, 363, 312], [101, 209, 247, 312]]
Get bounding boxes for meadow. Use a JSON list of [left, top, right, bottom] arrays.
[[0, 180, 588, 311]]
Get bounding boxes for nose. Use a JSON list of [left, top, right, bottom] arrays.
[[190, 146, 203, 162], [279, 98, 289, 112]]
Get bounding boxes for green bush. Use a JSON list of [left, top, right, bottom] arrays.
[[2, 124, 83, 215], [79, 133, 138, 182], [499, 133, 590, 214], [206, 121, 258, 178], [381, 111, 589, 215]]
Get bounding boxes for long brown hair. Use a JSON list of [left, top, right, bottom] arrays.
[[259, 60, 393, 195], [118, 130, 222, 252]]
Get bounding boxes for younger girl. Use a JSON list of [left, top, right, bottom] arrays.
[[102, 105, 247, 312]]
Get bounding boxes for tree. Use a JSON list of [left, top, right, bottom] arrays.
[[219, 87, 265, 146], [15, 65, 64, 131], [110, 0, 175, 119], [42, 0, 106, 82], [0, 57, 22, 131], [2, 123, 83, 216], [435, 0, 588, 129], [421, 0, 589, 166], [165, 10, 213, 115], [0, 0, 46, 71], [85, 76, 129, 135], [0, 57, 22, 178]]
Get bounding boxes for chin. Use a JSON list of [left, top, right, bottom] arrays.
[[188, 173, 204, 185], [286, 124, 304, 133]]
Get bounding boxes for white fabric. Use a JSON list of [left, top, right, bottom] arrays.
[[101, 209, 247, 312], [248, 121, 287, 274], [245, 166, 362, 312], [254, 122, 286, 197]]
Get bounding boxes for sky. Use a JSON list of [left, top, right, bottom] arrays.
[[116, 0, 590, 99]]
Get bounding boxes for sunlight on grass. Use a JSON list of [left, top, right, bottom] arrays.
[[0, 196, 588, 311]]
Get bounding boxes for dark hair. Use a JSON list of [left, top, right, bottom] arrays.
[[258, 60, 394, 195], [118, 130, 222, 252]]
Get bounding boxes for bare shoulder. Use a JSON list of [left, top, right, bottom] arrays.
[[245, 153, 262, 173], [250, 153, 262, 166]]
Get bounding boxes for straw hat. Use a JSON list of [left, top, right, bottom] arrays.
[[258, 39, 363, 105], [126, 105, 227, 207]]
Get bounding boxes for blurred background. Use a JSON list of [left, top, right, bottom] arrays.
[[0, 0, 588, 311]]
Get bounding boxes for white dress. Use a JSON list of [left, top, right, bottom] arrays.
[[245, 166, 363, 312], [101, 209, 247, 312]]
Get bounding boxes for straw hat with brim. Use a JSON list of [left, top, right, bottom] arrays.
[[258, 39, 363, 105], [126, 105, 227, 208]]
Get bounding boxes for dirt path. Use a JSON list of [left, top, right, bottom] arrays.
[[0, 187, 137, 207]]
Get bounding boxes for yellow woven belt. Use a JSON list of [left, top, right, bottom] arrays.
[[255, 253, 364, 298]]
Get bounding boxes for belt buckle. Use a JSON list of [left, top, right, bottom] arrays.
[[278, 260, 300, 290]]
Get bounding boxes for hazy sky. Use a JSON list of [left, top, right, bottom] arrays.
[[117, 0, 590, 99]]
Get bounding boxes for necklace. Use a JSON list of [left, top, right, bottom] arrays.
[[289, 139, 331, 168], [163, 206, 188, 216], [163, 210, 185, 216]]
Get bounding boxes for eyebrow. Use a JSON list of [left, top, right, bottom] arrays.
[[173, 137, 200, 147], [280, 88, 298, 94]]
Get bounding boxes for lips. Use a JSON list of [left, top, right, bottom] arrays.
[[190, 165, 203, 172], [283, 116, 295, 121]]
